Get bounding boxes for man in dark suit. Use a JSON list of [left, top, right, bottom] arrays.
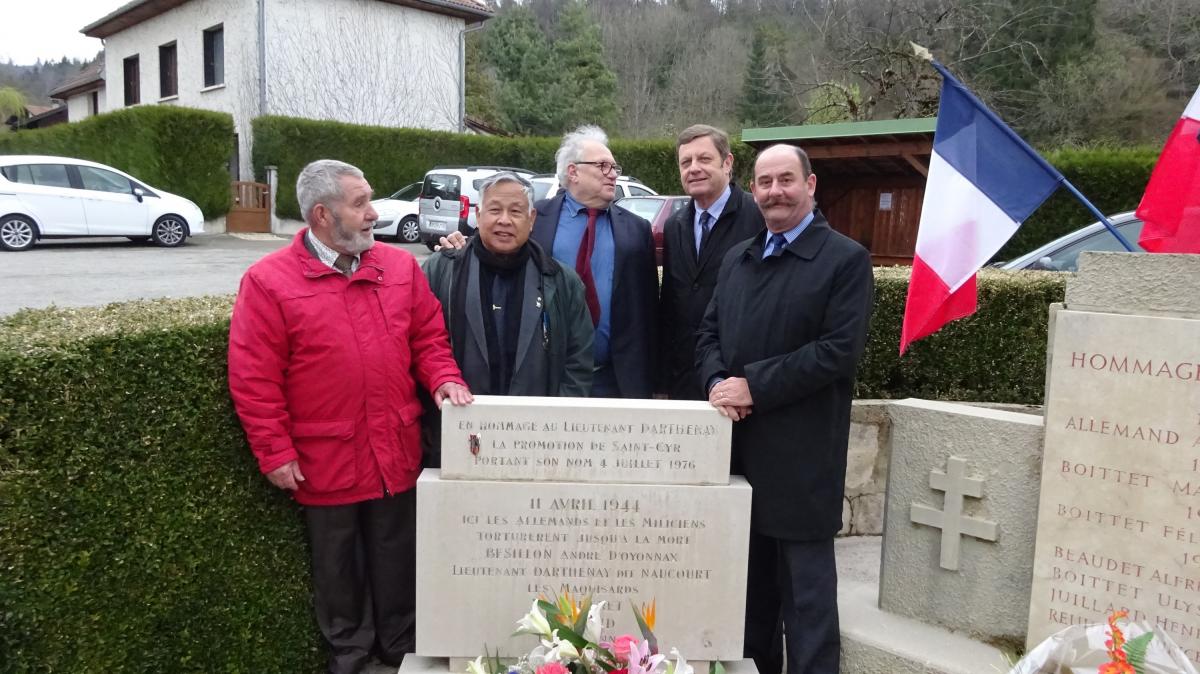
[[530, 124, 657, 398], [659, 124, 764, 399], [697, 144, 874, 674]]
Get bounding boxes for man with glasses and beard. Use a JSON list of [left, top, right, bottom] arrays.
[[531, 125, 657, 398], [228, 159, 473, 674]]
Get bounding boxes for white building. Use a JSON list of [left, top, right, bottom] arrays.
[[49, 61, 107, 123], [75, 0, 492, 179]]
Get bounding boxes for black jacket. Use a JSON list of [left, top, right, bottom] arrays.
[[532, 193, 657, 399], [696, 211, 873, 540], [658, 184, 764, 399], [422, 238, 594, 397]]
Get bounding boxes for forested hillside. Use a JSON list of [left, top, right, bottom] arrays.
[[467, 0, 1198, 145]]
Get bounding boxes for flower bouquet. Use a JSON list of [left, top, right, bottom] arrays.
[[1009, 610, 1198, 674], [466, 594, 696, 674]]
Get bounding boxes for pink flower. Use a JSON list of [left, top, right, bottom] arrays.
[[537, 663, 569, 674], [611, 635, 640, 664]]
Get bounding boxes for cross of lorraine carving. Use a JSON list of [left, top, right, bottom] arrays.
[[910, 455, 998, 571]]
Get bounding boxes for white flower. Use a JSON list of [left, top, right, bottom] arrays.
[[527, 644, 550, 669], [466, 656, 488, 674], [541, 630, 581, 662], [584, 601, 607, 643], [515, 600, 553, 637], [668, 648, 693, 674]]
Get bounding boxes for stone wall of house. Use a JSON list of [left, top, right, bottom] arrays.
[[101, 0, 256, 179], [265, 0, 464, 133]]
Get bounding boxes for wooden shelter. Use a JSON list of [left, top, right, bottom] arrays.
[[742, 118, 936, 265]]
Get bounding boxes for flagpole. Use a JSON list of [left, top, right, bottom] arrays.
[[927, 57, 1138, 253], [1057, 179, 1138, 252]]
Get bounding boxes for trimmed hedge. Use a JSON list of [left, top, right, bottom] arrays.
[[252, 115, 757, 220], [859, 267, 1065, 402], [0, 299, 321, 673], [995, 146, 1158, 261], [0, 269, 1063, 671], [0, 106, 235, 219]]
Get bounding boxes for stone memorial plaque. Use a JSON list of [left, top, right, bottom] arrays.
[[1027, 309, 1200, 663], [416, 470, 751, 660], [440, 396, 732, 485]]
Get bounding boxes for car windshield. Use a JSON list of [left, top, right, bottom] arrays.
[[619, 198, 665, 222], [389, 183, 420, 201], [422, 174, 460, 201], [531, 180, 555, 202], [1028, 220, 1145, 271]]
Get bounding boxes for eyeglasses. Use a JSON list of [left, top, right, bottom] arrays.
[[575, 160, 623, 176]]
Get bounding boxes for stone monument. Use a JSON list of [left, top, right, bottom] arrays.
[[1026, 252, 1200, 665], [403, 396, 754, 674]]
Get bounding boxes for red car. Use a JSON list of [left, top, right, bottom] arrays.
[[616, 195, 690, 265]]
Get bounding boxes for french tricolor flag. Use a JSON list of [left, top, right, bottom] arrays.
[[900, 64, 1064, 355], [1136, 84, 1200, 254]]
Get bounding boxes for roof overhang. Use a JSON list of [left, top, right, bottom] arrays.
[[742, 118, 937, 179], [50, 72, 105, 99], [84, 0, 491, 38]]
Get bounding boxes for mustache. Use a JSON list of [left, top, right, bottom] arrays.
[[760, 197, 796, 209]]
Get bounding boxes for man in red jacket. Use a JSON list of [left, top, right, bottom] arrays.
[[228, 159, 472, 674]]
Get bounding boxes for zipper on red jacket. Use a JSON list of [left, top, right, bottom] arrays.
[[382, 478, 390, 497]]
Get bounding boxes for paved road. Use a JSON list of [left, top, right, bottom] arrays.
[[0, 233, 431, 316]]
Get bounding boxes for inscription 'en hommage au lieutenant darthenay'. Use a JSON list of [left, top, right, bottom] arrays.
[[440, 396, 733, 485], [1027, 310, 1200, 664]]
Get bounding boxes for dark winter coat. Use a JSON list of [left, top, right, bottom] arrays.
[[696, 211, 873, 540], [658, 183, 764, 399]]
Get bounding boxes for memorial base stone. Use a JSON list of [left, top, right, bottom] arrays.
[[416, 470, 752, 661]]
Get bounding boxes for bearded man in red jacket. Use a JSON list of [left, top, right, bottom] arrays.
[[228, 159, 472, 674]]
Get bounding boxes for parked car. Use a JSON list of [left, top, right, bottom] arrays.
[[0, 155, 204, 252], [996, 212, 1144, 271], [417, 166, 536, 250], [529, 173, 658, 202], [371, 182, 421, 243], [614, 195, 689, 265]]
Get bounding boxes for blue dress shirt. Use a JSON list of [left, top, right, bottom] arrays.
[[694, 185, 732, 254], [551, 192, 615, 366], [762, 210, 815, 259]]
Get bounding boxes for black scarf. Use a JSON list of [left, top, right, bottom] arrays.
[[448, 238, 532, 394]]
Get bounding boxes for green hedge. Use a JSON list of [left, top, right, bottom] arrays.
[[0, 106, 235, 219], [995, 146, 1158, 260], [0, 269, 1063, 671], [858, 267, 1065, 402], [0, 298, 321, 673], [252, 115, 757, 220]]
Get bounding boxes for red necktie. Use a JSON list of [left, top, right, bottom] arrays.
[[575, 208, 602, 326]]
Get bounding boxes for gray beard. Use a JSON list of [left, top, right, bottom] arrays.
[[331, 212, 375, 255]]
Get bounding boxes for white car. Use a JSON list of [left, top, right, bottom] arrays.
[[371, 182, 421, 243], [529, 174, 658, 202], [417, 165, 537, 249], [0, 155, 205, 251]]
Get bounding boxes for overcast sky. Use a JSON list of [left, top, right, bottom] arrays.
[[2, 1, 129, 65]]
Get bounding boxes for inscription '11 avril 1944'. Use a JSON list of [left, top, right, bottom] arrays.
[[440, 396, 732, 485]]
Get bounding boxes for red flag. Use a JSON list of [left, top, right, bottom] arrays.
[[1136, 85, 1200, 253]]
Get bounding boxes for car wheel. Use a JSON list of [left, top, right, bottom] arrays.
[[0, 214, 37, 252], [398, 216, 421, 243], [151, 215, 188, 247]]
